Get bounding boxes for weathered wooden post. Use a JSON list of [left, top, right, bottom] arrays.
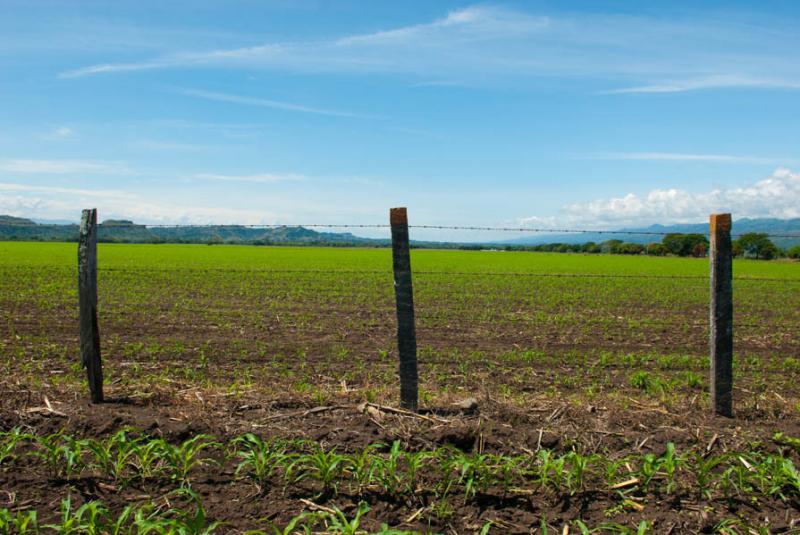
[[79, 208, 103, 403], [390, 207, 418, 410], [709, 213, 733, 417]]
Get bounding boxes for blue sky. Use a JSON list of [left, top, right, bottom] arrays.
[[2, 0, 799, 240]]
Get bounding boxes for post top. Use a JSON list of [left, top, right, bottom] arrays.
[[710, 213, 732, 232], [390, 207, 408, 225]]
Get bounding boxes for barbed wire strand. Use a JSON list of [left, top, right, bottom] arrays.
[[3, 221, 800, 238]]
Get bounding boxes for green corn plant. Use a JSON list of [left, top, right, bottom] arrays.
[[86, 429, 143, 486], [0, 508, 39, 535], [637, 453, 660, 491], [317, 502, 369, 535], [372, 525, 418, 535], [0, 427, 31, 467], [43, 497, 109, 535], [596, 521, 652, 534], [491, 454, 523, 495], [167, 488, 222, 534], [248, 512, 317, 535], [450, 452, 496, 500], [372, 441, 406, 496], [130, 438, 165, 479], [754, 454, 800, 501], [573, 520, 591, 535], [564, 451, 598, 495], [693, 453, 727, 500], [131, 488, 221, 535], [232, 433, 288, 491], [158, 434, 221, 484], [536, 450, 566, 493], [402, 449, 432, 496], [106, 505, 136, 535], [286, 444, 351, 496], [347, 443, 381, 493], [659, 443, 681, 494], [32, 432, 89, 479], [603, 456, 632, 489], [773, 432, 800, 453]]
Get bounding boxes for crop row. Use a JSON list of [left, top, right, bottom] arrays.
[[3, 429, 799, 514]]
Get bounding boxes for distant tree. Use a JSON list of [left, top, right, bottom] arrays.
[[732, 241, 744, 257], [788, 245, 800, 259], [600, 239, 623, 254], [617, 242, 645, 255], [646, 243, 667, 256], [735, 233, 778, 260], [692, 242, 708, 257], [662, 233, 709, 257], [582, 241, 601, 254]]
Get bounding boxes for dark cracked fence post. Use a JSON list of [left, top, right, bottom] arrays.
[[79, 208, 103, 403], [710, 213, 733, 417], [390, 207, 418, 411]]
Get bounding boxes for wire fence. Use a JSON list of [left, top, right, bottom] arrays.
[[3, 220, 800, 239], [3, 210, 800, 410]]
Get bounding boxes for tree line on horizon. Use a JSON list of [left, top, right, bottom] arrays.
[[482, 232, 800, 260]]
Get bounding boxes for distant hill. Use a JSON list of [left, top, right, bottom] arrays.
[[0, 216, 386, 246], [503, 218, 800, 248]]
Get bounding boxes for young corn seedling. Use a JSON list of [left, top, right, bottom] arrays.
[[450, 452, 496, 500], [535, 450, 566, 494], [0, 427, 31, 467], [159, 434, 221, 484], [402, 449, 432, 496], [317, 502, 369, 535], [43, 497, 109, 535], [232, 433, 289, 492], [373, 441, 406, 497], [130, 438, 166, 480], [0, 508, 38, 535], [249, 511, 317, 535], [32, 432, 89, 480], [86, 428, 142, 487], [659, 443, 681, 494], [565, 451, 598, 495], [286, 444, 352, 497], [347, 443, 381, 493], [693, 453, 727, 500]]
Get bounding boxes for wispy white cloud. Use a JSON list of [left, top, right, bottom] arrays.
[[193, 172, 305, 184], [520, 167, 800, 228], [604, 75, 800, 94], [133, 139, 216, 152], [585, 152, 799, 165], [176, 88, 373, 118], [50, 126, 74, 138], [0, 181, 280, 225], [0, 158, 130, 175], [0, 182, 135, 199], [58, 6, 800, 93]]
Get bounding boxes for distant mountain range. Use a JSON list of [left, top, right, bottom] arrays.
[[2, 215, 800, 248], [0, 216, 383, 246], [502, 218, 800, 248]]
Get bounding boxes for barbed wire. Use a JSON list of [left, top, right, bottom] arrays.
[[3, 220, 800, 238]]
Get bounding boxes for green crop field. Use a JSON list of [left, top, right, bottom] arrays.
[[1, 241, 800, 533]]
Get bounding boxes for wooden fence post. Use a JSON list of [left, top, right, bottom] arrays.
[[710, 213, 733, 417], [79, 208, 103, 403], [390, 207, 418, 410]]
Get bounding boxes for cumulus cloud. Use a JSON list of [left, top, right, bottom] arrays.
[[520, 168, 800, 228]]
